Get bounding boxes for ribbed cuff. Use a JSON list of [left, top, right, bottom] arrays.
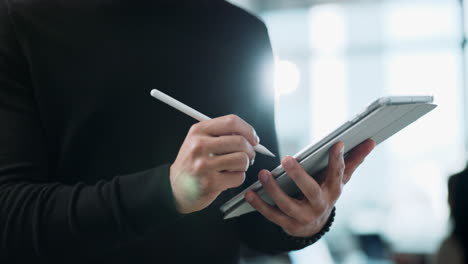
[[118, 164, 184, 234], [278, 207, 336, 247]]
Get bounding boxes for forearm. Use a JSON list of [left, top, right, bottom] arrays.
[[0, 164, 181, 261]]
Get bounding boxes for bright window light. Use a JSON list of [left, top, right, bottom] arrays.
[[384, 51, 465, 171], [308, 5, 347, 53], [274, 59, 301, 97], [384, 2, 460, 43], [309, 57, 348, 142]]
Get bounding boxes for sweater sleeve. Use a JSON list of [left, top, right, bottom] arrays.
[[234, 18, 334, 254], [0, 1, 181, 261]]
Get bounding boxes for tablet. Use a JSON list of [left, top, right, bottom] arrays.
[[220, 96, 437, 219]]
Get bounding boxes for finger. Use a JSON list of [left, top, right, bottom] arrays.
[[211, 152, 250, 172], [343, 139, 375, 184], [245, 191, 298, 230], [208, 135, 256, 162], [192, 115, 259, 146], [323, 142, 345, 202], [218, 171, 246, 190], [257, 170, 312, 221], [281, 156, 322, 205]]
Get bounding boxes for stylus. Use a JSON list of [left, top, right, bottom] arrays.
[[150, 89, 276, 157]]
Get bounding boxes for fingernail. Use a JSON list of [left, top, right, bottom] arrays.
[[245, 193, 254, 203], [283, 157, 294, 170], [254, 129, 260, 145], [250, 159, 255, 166], [340, 145, 345, 155], [259, 171, 269, 183]]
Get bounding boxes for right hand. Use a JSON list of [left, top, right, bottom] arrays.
[[170, 115, 259, 214]]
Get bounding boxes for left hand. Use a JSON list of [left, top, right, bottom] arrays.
[[245, 139, 375, 238]]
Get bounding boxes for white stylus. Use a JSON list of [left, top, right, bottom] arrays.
[[150, 89, 276, 157]]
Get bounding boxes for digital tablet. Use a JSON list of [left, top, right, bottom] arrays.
[[220, 96, 437, 219]]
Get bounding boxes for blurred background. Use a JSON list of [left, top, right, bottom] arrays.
[[227, 0, 468, 263]]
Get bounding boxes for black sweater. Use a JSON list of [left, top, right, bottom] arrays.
[[0, 0, 314, 263]]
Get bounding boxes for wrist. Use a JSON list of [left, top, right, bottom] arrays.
[[169, 164, 201, 214], [279, 207, 336, 247]]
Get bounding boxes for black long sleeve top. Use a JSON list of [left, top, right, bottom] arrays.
[[0, 0, 315, 263]]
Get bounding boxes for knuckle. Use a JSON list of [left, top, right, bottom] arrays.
[[189, 123, 202, 134], [340, 163, 346, 173], [299, 213, 314, 225], [190, 138, 205, 153], [282, 204, 295, 216], [338, 160, 346, 171], [193, 158, 209, 173], [335, 163, 345, 177], [315, 200, 328, 215], [226, 114, 240, 127]]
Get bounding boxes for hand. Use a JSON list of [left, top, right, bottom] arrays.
[[170, 115, 259, 214], [245, 139, 375, 238]]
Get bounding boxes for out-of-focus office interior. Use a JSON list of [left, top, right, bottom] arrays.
[[228, 0, 468, 263]]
